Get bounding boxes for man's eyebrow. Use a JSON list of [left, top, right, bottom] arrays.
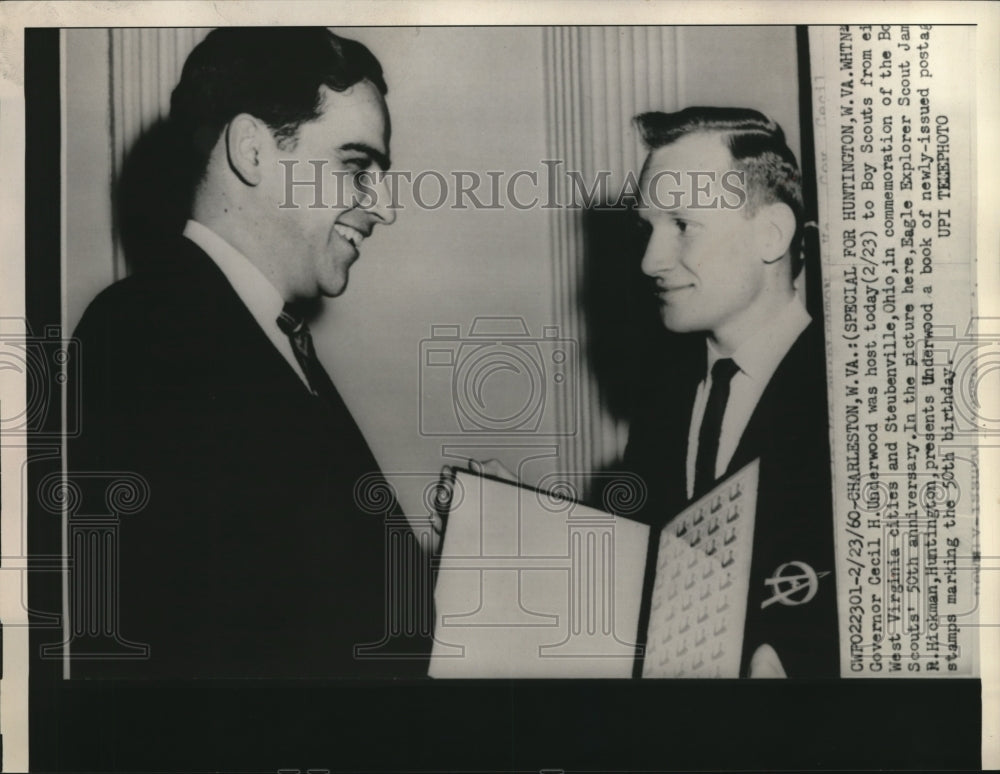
[[339, 143, 391, 171]]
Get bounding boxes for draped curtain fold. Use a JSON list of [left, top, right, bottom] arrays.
[[108, 28, 209, 279], [543, 26, 680, 479]]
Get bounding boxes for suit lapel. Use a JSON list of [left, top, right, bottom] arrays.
[[658, 339, 705, 511], [174, 238, 372, 436], [726, 321, 814, 476]]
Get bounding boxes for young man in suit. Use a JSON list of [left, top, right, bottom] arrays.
[[68, 28, 431, 678], [624, 107, 839, 678]]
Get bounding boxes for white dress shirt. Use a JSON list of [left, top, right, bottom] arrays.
[[685, 296, 812, 499], [183, 219, 312, 390]]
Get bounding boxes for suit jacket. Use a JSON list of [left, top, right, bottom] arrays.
[[624, 322, 839, 678], [68, 237, 431, 679]]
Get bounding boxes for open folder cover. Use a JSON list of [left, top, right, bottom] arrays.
[[430, 460, 759, 678]]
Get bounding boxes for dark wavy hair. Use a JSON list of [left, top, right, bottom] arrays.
[[170, 27, 387, 180], [633, 107, 805, 278]]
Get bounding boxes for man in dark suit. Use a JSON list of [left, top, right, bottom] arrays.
[[624, 107, 838, 678], [68, 28, 431, 678]]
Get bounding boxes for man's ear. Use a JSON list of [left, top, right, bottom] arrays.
[[756, 201, 797, 267], [225, 113, 265, 186]]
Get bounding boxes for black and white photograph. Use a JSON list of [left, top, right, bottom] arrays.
[[0, 2, 996, 771]]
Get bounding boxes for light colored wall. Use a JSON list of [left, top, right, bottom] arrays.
[[63, 29, 114, 334], [316, 28, 557, 511], [677, 26, 801, 161]]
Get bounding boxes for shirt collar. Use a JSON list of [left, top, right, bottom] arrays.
[[183, 219, 286, 328], [705, 295, 811, 382]]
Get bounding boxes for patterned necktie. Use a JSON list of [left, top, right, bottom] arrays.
[[693, 357, 740, 499], [276, 304, 332, 399]]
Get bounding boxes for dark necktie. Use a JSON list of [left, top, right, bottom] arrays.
[[693, 357, 740, 499], [276, 304, 336, 400]]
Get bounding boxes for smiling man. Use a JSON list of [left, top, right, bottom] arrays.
[[624, 107, 839, 678], [69, 28, 429, 678]]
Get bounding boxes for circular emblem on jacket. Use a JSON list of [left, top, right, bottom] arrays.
[[762, 560, 830, 609]]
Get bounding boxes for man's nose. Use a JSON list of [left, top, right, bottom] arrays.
[[361, 172, 397, 226], [640, 232, 678, 277]]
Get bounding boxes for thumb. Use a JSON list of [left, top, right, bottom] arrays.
[[748, 644, 786, 678]]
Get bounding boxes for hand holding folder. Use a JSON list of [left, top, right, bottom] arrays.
[[430, 460, 761, 679]]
